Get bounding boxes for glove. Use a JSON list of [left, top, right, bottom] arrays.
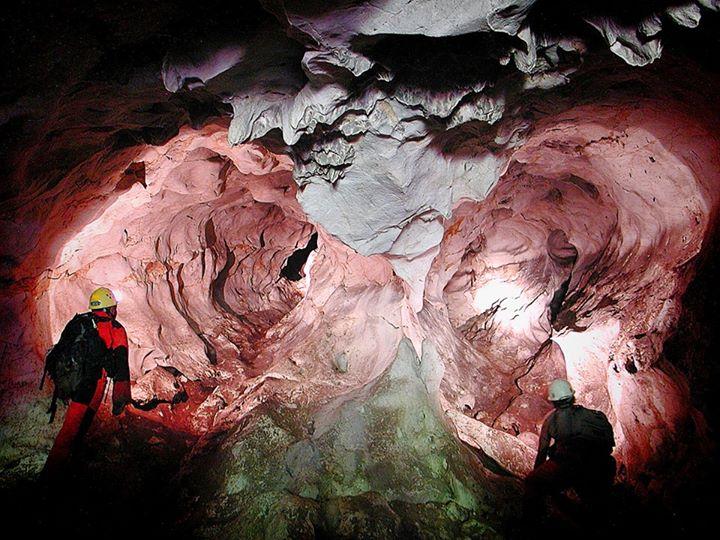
[[112, 401, 127, 416], [128, 399, 149, 411]]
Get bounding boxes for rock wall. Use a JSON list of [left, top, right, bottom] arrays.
[[2, 0, 720, 536]]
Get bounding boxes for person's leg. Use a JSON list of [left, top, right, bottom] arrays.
[[44, 375, 108, 476], [575, 455, 617, 534], [43, 401, 90, 475], [523, 460, 573, 524], [75, 374, 107, 445]]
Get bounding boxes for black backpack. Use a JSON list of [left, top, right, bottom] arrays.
[[40, 313, 107, 421], [554, 405, 615, 457]]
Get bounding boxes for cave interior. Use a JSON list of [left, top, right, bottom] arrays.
[[1, 1, 720, 538]]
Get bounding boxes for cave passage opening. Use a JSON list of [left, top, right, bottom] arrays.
[[280, 232, 318, 281], [26, 123, 318, 433], [431, 96, 720, 496]]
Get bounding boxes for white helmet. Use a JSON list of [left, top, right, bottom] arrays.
[[548, 379, 575, 402]]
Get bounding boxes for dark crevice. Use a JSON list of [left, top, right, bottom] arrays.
[[280, 232, 318, 281], [131, 390, 188, 412], [549, 275, 572, 324], [160, 365, 185, 378], [210, 243, 255, 337], [462, 441, 517, 478]]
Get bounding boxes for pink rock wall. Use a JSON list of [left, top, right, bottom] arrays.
[[425, 95, 720, 480]]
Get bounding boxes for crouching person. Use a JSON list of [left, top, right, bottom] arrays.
[[41, 287, 131, 477], [523, 379, 616, 530]]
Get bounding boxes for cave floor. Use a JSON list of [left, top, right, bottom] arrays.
[[0, 410, 716, 538], [2, 455, 713, 538], [0, 412, 196, 539]]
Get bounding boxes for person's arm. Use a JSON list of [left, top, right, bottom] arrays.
[[534, 412, 554, 469], [110, 324, 131, 415]]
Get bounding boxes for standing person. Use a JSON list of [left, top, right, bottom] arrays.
[[41, 287, 131, 477], [523, 379, 616, 528]]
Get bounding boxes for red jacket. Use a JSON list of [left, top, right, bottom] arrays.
[[92, 310, 131, 409]]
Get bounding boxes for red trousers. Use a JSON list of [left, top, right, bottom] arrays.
[[44, 372, 107, 474]]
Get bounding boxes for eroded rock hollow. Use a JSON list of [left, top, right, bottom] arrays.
[[1, 1, 720, 537]]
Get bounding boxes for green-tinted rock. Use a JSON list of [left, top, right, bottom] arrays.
[[322, 492, 402, 539], [183, 338, 507, 538], [0, 392, 59, 487]]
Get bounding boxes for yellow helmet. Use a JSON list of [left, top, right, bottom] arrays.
[[89, 287, 118, 310]]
